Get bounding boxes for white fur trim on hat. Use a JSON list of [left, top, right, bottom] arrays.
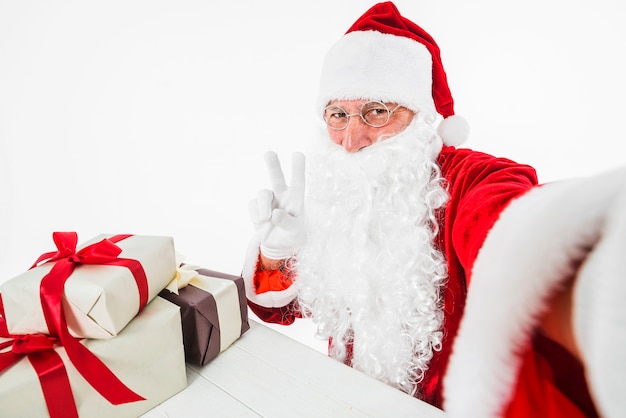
[[317, 30, 435, 117]]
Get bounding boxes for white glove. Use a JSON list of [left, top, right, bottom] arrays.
[[248, 151, 305, 261]]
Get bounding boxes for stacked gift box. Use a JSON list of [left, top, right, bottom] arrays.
[[159, 264, 250, 366], [0, 232, 249, 417]]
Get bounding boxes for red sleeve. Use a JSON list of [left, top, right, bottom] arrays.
[[254, 268, 294, 294], [427, 147, 539, 408], [246, 257, 302, 325], [247, 298, 302, 325], [505, 334, 599, 418], [438, 146, 539, 285]]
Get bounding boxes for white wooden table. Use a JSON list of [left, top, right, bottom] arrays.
[[142, 320, 447, 417]]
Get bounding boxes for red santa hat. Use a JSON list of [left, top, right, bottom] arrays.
[[317, 2, 469, 147]]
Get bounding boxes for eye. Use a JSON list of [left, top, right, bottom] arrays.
[[361, 102, 387, 115], [362, 102, 391, 126], [369, 108, 387, 116], [323, 106, 351, 129], [324, 107, 348, 120]]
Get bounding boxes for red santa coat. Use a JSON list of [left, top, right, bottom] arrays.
[[243, 146, 598, 416], [443, 154, 626, 417]]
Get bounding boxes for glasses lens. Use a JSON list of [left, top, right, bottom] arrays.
[[324, 106, 349, 129], [361, 102, 390, 127]]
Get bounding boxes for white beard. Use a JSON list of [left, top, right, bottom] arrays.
[[294, 115, 449, 397]]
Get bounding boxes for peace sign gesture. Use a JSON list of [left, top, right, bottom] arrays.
[[249, 151, 306, 260]]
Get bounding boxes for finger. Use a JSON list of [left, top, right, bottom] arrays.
[[270, 208, 300, 231], [287, 152, 306, 215], [248, 199, 263, 224], [264, 151, 287, 194], [256, 222, 272, 242], [249, 189, 274, 223]]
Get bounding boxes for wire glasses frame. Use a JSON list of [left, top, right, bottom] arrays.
[[323, 101, 401, 130]]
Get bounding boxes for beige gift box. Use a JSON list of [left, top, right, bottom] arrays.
[[0, 296, 187, 418], [1, 234, 177, 339]]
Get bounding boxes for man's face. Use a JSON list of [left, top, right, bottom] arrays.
[[325, 99, 415, 153]]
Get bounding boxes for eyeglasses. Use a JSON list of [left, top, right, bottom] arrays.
[[323, 101, 401, 130]]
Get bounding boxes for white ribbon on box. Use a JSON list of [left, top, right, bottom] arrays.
[[0, 234, 177, 339], [0, 297, 187, 418], [165, 260, 243, 353]]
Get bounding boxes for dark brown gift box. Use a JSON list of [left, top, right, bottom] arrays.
[[159, 266, 250, 366]]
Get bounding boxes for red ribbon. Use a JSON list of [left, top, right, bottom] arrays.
[[1, 296, 77, 418], [0, 232, 151, 418]]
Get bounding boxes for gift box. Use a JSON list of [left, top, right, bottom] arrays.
[[0, 296, 187, 418], [1, 232, 177, 339], [158, 264, 250, 366]]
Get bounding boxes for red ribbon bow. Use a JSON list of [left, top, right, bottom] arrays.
[[0, 232, 151, 418], [1, 295, 77, 418], [8, 333, 57, 354]]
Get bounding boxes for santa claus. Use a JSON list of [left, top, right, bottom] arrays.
[[244, 2, 626, 417]]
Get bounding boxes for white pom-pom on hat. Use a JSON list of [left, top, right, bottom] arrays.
[[438, 115, 470, 147]]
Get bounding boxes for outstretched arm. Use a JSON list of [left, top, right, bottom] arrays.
[[243, 151, 306, 323], [445, 165, 626, 418]]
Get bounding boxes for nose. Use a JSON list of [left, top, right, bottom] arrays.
[[341, 117, 374, 153]]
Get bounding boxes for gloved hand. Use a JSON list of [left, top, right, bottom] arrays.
[[248, 151, 306, 261]]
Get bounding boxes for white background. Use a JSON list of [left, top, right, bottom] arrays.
[[1, 0, 625, 353]]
